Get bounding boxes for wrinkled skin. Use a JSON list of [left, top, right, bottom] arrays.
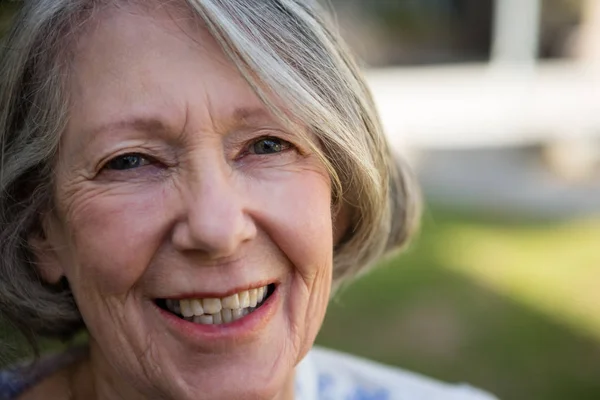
[[31, 3, 339, 400]]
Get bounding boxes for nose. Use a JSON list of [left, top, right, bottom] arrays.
[[171, 160, 256, 259]]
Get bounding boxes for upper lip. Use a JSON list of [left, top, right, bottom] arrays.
[[157, 280, 277, 300]]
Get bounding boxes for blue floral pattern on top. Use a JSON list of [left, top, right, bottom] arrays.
[[316, 372, 390, 400], [0, 346, 88, 400], [318, 373, 335, 393], [346, 386, 390, 400], [295, 347, 499, 400], [0, 369, 27, 400]]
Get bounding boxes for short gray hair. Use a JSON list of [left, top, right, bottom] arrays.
[[0, 0, 420, 344]]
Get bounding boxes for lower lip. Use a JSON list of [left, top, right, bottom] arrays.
[[156, 286, 279, 344]]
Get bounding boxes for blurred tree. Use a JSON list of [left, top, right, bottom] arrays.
[[329, 0, 493, 65], [328, 0, 582, 66]]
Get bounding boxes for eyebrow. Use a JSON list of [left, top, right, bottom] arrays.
[[82, 117, 171, 142], [85, 107, 276, 138], [230, 107, 278, 128]]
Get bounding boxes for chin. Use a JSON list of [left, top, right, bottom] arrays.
[[144, 305, 300, 400], [160, 342, 296, 400]]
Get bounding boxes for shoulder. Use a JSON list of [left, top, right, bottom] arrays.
[[0, 368, 28, 400], [296, 346, 499, 400], [0, 346, 87, 400]]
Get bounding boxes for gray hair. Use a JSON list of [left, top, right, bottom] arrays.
[[0, 0, 420, 344]]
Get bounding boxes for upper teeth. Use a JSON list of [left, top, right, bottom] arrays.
[[165, 286, 269, 324]]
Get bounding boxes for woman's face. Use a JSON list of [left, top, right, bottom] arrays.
[[37, 5, 335, 400]]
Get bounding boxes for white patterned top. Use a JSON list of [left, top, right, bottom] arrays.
[[295, 347, 499, 400]]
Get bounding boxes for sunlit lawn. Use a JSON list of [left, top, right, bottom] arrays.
[[316, 206, 600, 400]]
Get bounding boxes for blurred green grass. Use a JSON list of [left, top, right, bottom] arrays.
[[317, 207, 600, 400]]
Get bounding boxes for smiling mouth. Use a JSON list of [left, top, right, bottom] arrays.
[[156, 284, 276, 325]]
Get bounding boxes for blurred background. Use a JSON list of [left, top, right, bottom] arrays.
[[315, 1, 600, 400], [2, 1, 600, 399]]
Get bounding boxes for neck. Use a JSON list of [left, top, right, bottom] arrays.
[[67, 342, 297, 400]]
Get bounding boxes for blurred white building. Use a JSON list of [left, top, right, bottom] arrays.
[[362, 0, 600, 182]]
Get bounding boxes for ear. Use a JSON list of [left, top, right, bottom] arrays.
[[28, 218, 66, 285]]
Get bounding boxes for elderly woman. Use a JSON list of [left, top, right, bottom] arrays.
[[0, 0, 496, 399]]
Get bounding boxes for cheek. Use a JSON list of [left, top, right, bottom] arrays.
[[248, 168, 333, 349], [280, 178, 333, 359], [252, 170, 333, 278], [59, 184, 171, 296]]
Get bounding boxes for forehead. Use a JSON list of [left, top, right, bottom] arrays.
[[65, 2, 267, 147]]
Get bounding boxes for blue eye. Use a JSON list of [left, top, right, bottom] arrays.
[[250, 137, 290, 155], [105, 153, 151, 170]]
